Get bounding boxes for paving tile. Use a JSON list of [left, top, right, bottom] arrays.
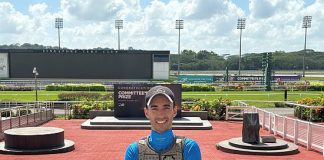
[[0, 119, 322, 160]]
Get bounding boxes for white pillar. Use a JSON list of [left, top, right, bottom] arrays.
[[283, 117, 287, 139], [294, 120, 298, 144]]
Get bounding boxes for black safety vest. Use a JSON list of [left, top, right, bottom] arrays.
[[138, 136, 185, 160]]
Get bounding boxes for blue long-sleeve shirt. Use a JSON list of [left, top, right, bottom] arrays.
[[124, 129, 201, 160]]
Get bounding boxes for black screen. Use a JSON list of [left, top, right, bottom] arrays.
[[9, 52, 153, 79]]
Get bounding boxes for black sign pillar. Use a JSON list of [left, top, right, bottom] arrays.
[[114, 84, 182, 118], [242, 113, 260, 144]]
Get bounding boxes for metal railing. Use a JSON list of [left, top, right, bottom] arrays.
[[0, 101, 113, 120], [225, 101, 250, 120], [225, 106, 253, 121], [0, 102, 54, 140]]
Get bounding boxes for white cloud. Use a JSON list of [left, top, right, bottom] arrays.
[[0, 2, 30, 34], [183, 0, 228, 19], [61, 0, 139, 21], [0, 0, 323, 55], [29, 3, 48, 16]]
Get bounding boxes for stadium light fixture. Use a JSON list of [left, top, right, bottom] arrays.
[[302, 16, 312, 77], [55, 18, 63, 50], [115, 20, 123, 50], [237, 18, 246, 75], [175, 20, 184, 76]]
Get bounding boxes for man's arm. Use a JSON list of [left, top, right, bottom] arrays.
[[183, 138, 202, 160], [124, 142, 139, 160]]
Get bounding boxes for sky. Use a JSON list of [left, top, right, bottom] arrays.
[[0, 0, 322, 55]]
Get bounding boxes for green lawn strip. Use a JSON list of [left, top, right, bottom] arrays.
[[0, 91, 109, 102], [1, 90, 322, 108], [183, 91, 323, 107]]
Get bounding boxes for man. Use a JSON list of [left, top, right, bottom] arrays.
[[124, 85, 201, 160]]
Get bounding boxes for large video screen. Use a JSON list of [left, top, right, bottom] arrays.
[[9, 52, 153, 79], [0, 53, 9, 78]]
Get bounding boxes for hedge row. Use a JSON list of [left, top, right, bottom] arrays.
[[46, 83, 106, 91], [182, 84, 215, 91], [308, 81, 324, 91], [72, 101, 114, 119], [0, 86, 33, 91], [58, 92, 113, 101]]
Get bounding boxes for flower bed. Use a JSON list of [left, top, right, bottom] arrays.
[[294, 96, 324, 122]]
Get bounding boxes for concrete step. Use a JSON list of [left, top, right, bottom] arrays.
[[81, 116, 212, 130]]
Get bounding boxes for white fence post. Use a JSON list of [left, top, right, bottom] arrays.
[[225, 106, 229, 120], [307, 122, 312, 150], [262, 111, 265, 128], [9, 107, 12, 129], [294, 120, 298, 144], [18, 108, 21, 127], [273, 114, 277, 135], [0, 110, 2, 135], [269, 113, 272, 133], [34, 102, 36, 122], [283, 116, 287, 139]]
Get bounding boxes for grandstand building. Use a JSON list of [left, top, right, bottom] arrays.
[[0, 49, 170, 80]]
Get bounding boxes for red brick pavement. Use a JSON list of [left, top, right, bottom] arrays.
[[0, 120, 322, 160]]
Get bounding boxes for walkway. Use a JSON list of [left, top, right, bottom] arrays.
[[0, 119, 322, 160]]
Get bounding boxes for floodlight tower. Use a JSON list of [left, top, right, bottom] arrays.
[[237, 18, 246, 75], [115, 20, 123, 50], [55, 18, 63, 50], [176, 20, 184, 76], [302, 16, 312, 77]]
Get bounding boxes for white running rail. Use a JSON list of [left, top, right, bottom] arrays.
[[252, 107, 324, 156]]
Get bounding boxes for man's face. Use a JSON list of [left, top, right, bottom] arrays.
[[144, 94, 177, 133]]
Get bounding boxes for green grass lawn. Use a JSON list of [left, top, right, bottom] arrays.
[[1, 90, 322, 106], [183, 91, 323, 107], [183, 91, 323, 101], [0, 91, 108, 102]]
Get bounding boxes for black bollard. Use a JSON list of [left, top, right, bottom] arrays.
[[242, 113, 260, 144], [284, 89, 288, 101]]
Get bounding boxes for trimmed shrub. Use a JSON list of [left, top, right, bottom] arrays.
[[308, 81, 324, 91], [46, 83, 105, 91], [58, 92, 113, 101], [182, 84, 215, 91], [182, 97, 200, 102], [191, 97, 232, 120], [274, 102, 286, 108], [72, 101, 114, 119], [72, 103, 92, 119], [207, 97, 231, 120], [0, 86, 33, 91]]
